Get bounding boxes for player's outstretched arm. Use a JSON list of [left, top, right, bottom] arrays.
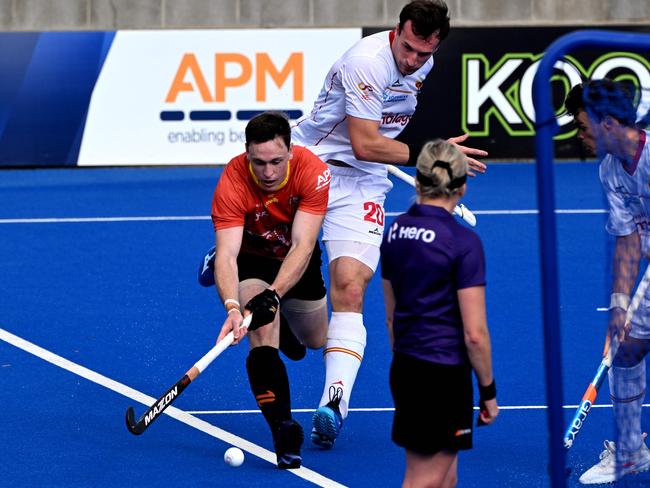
[[215, 226, 247, 343], [447, 133, 488, 177]]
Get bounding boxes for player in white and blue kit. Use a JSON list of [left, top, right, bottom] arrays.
[[565, 79, 650, 484], [291, 0, 488, 449]]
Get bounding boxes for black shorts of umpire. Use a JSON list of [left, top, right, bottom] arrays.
[[390, 352, 473, 455]]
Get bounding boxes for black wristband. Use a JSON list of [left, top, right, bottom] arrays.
[[406, 142, 422, 166], [478, 380, 496, 401]]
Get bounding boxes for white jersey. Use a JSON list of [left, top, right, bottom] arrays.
[[600, 130, 650, 338], [292, 30, 433, 177], [599, 130, 650, 255]]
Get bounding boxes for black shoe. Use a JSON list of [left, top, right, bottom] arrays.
[[279, 314, 306, 361], [274, 419, 304, 469]]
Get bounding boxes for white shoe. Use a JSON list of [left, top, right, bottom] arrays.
[[579, 438, 650, 484]]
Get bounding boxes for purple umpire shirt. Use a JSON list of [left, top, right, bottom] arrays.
[[380, 203, 486, 365]]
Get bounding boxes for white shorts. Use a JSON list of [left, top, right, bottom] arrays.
[[322, 166, 393, 246], [324, 240, 381, 272]]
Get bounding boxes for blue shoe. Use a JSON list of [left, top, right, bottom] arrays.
[[198, 246, 216, 287], [311, 386, 343, 449]]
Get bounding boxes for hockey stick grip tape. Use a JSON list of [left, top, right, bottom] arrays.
[[194, 314, 253, 373]]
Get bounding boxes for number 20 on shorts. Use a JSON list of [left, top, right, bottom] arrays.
[[363, 201, 384, 226]]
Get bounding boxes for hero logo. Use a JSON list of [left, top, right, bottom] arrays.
[[166, 52, 304, 102], [315, 168, 331, 191], [564, 400, 591, 448], [462, 52, 650, 139], [144, 386, 178, 425], [387, 222, 436, 243]]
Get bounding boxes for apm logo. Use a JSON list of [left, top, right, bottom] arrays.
[[462, 52, 650, 139], [161, 52, 305, 125], [166, 52, 304, 103]]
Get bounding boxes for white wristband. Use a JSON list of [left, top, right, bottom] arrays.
[[609, 293, 630, 311], [224, 299, 240, 307], [227, 308, 242, 315]]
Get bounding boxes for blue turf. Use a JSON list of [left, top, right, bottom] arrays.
[[2, 162, 650, 487]]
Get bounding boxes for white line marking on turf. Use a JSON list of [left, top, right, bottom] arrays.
[[0, 209, 607, 224], [385, 209, 607, 217], [0, 216, 210, 224], [187, 404, 648, 415], [0, 328, 346, 488]]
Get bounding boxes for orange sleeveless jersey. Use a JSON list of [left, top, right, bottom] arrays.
[[211, 146, 331, 259]]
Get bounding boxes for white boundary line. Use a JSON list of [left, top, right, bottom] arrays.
[[0, 327, 346, 488], [0, 216, 210, 224], [186, 404, 644, 415], [0, 209, 608, 224]]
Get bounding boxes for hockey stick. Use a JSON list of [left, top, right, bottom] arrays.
[[386, 164, 477, 227], [563, 263, 650, 449], [125, 314, 253, 435]]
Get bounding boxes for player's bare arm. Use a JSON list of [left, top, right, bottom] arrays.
[[215, 226, 246, 343], [348, 115, 410, 163], [458, 285, 498, 424], [269, 209, 325, 298], [381, 279, 396, 348], [348, 116, 487, 176], [447, 133, 488, 176], [610, 231, 641, 341]]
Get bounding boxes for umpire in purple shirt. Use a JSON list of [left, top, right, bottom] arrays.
[[381, 139, 498, 488]]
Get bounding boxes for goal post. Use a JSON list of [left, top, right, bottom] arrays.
[[533, 29, 650, 488]]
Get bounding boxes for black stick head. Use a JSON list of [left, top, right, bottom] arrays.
[[125, 406, 144, 435]]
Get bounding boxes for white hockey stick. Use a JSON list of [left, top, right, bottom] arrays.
[[386, 164, 477, 227]]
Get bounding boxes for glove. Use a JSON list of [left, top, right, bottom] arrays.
[[245, 289, 281, 331]]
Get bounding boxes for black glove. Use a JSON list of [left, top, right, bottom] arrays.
[[245, 289, 281, 331]]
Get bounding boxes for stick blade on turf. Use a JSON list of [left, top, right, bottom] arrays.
[[125, 406, 145, 435]]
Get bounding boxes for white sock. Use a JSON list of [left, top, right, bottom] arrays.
[[318, 312, 366, 419], [609, 361, 646, 455]]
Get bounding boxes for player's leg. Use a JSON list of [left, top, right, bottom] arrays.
[[199, 246, 306, 360], [441, 455, 459, 488], [311, 169, 389, 448], [403, 449, 458, 488], [311, 250, 374, 448], [281, 297, 328, 349], [390, 352, 472, 487], [239, 278, 303, 469], [277, 241, 328, 357], [579, 338, 650, 484]]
